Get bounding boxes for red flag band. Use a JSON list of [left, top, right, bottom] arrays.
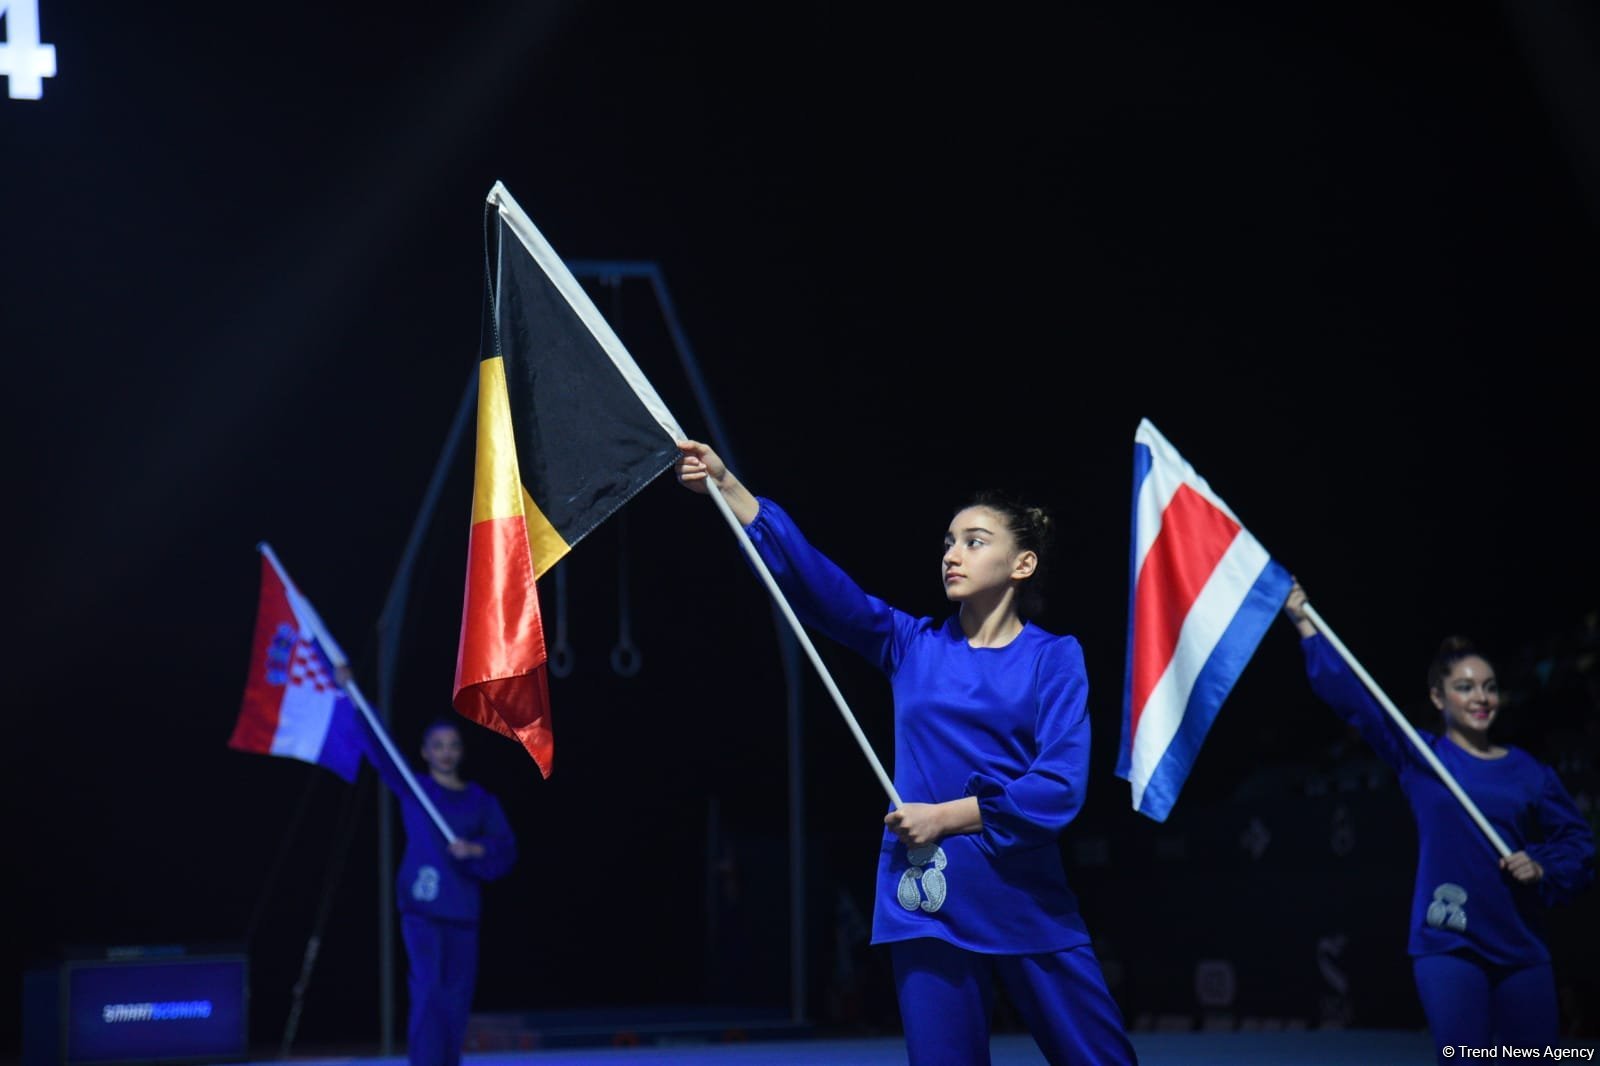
[[454, 356, 554, 776]]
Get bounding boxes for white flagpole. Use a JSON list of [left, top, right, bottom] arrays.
[[704, 481, 903, 809], [340, 681, 458, 846], [257, 543, 458, 845], [1300, 601, 1511, 858]]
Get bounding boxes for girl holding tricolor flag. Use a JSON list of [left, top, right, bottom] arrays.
[[389, 717, 518, 1066], [1283, 581, 1594, 1061], [675, 441, 1137, 1066]]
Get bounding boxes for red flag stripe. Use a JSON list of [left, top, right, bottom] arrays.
[[1129, 483, 1241, 735], [228, 556, 294, 755], [456, 674, 552, 776], [453, 512, 553, 776]]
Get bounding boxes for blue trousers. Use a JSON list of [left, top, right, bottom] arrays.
[[401, 914, 479, 1066], [890, 937, 1138, 1066], [1413, 952, 1556, 1064]]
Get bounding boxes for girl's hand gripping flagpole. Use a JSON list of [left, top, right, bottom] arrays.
[[703, 479, 904, 810], [258, 543, 459, 846], [1299, 600, 1511, 858]]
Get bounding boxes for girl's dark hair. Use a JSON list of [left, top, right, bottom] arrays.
[[956, 489, 1055, 618], [1427, 635, 1492, 692], [421, 716, 464, 744]]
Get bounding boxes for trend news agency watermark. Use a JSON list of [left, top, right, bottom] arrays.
[[1440, 1047, 1595, 1061]]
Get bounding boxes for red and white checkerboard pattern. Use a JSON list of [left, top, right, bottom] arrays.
[[286, 637, 334, 694]]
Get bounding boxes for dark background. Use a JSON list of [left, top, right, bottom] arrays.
[[4, 0, 1599, 1056]]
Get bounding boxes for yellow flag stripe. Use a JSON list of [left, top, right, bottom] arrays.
[[523, 485, 568, 579], [472, 357, 526, 524], [474, 357, 570, 577]]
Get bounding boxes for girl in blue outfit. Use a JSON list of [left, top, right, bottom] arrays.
[[1282, 583, 1594, 1061], [676, 441, 1137, 1066], [395, 719, 518, 1066]]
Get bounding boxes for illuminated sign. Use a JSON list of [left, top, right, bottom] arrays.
[[64, 955, 248, 1065], [100, 1002, 215, 1023], [0, 0, 56, 100]]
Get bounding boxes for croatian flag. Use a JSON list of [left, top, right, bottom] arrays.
[[228, 544, 366, 782], [1117, 419, 1291, 821]]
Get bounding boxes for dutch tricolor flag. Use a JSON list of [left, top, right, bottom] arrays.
[[1117, 419, 1292, 822]]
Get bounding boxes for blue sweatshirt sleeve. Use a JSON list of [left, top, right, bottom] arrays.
[[966, 636, 1091, 854], [383, 764, 454, 849], [464, 790, 517, 883], [743, 497, 901, 672], [1301, 633, 1414, 771], [1525, 765, 1597, 907]]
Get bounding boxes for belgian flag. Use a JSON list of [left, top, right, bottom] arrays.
[[454, 182, 685, 777]]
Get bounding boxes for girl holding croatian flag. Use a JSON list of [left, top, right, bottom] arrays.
[[392, 717, 518, 1066], [1283, 581, 1594, 1061], [675, 441, 1137, 1066]]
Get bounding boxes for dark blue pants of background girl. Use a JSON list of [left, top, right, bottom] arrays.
[[401, 914, 479, 1066], [891, 937, 1139, 1066], [1413, 952, 1556, 1065]]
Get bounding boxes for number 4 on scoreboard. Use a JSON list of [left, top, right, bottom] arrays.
[[0, 0, 57, 100]]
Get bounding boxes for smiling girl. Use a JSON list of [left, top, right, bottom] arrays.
[[1282, 582, 1594, 1061], [675, 440, 1136, 1066]]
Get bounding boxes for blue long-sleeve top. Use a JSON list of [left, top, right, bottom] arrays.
[[1300, 633, 1594, 965], [394, 775, 517, 924], [745, 498, 1092, 953]]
